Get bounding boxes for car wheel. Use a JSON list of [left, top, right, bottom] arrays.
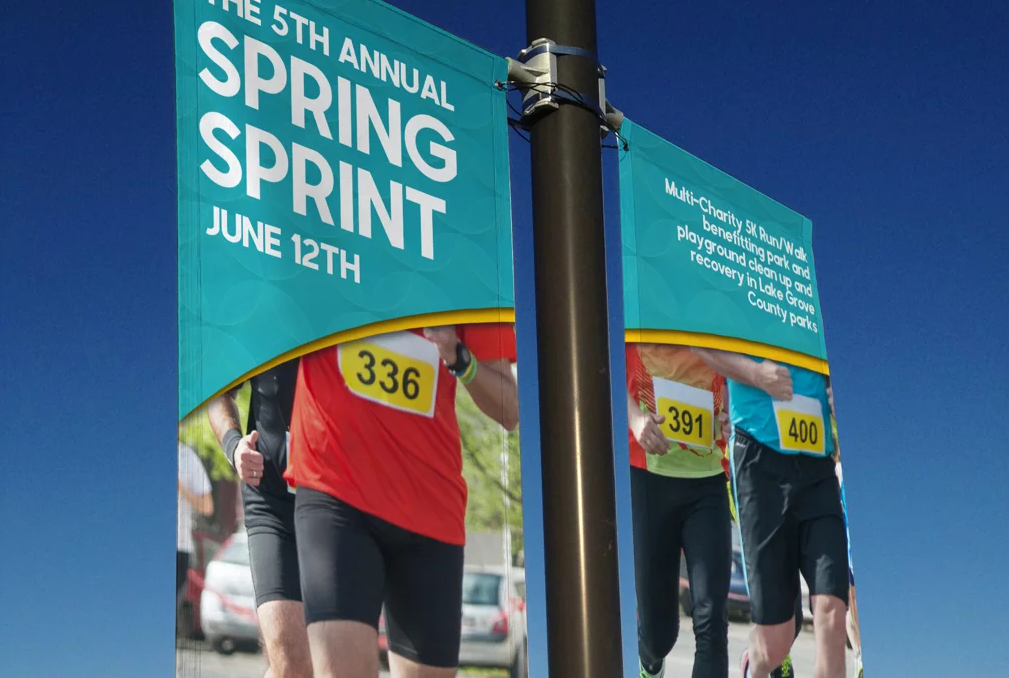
[[510, 638, 528, 678], [212, 636, 236, 655]]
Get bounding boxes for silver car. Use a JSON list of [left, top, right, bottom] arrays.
[[200, 530, 260, 654], [458, 566, 527, 678]]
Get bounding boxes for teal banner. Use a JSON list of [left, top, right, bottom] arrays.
[[174, 0, 513, 418], [619, 120, 828, 362]]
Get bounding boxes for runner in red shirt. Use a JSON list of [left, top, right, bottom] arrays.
[[284, 323, 518, 678]]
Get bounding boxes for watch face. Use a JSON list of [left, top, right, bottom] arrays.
[[458, 344, 472, 367]]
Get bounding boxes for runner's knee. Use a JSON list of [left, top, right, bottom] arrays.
[[306, 620, 379, 678], [812, 595, 846, 639], [690, 597, 727, 639], [751, 621, 795, 669], [638, 609, 679, 662]]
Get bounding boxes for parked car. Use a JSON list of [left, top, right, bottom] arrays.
[[200, 530, 260, 654], [459, 566, 527, 678], [177, 530, 224, 640], [378, 566, 528, 678]]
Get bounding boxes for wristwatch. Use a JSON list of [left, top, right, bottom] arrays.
[[446, 341, 472, 377]]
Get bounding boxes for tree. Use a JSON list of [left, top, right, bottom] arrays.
[[457, 381, 524, 564]]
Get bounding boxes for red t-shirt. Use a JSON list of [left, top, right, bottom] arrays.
[[284, 324, 517, 546]]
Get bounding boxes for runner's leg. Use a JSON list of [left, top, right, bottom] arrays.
[[732, 432, 799, 678], [257, 602, 311, 678], [680, 474, 731, 678], [766, 595, 803, 678], [796, 474, 849, 678], [630, 466, 685, 675], [382, 520, 464, 678], [295, 487, 385, 678], [248, 528, 311, 678], [810, 595, 846, 678], [847, 584, 860, 656]]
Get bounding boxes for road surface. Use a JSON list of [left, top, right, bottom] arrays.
[[176, 615, 857, 678], [665, 612, 858, 677], [176, 640, 504, 678]]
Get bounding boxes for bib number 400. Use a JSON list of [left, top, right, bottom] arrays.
[[773, 393, 826, 456], [787, 416, 819, 447]]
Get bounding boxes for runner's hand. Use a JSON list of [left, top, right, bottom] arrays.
[[719, 410, 732, 440], [755, 360, 793, 400], [423, 326, 460, 363], [630, 408, 670, 456], [235, 430, 265, 487]]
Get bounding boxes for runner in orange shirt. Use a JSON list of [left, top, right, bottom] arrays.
[[284, 324, 518, 678], [626, 342, 734, 678]]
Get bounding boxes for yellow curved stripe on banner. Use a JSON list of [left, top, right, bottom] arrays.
[[181, 307, 516, 421], [625, 329, 830, 376]]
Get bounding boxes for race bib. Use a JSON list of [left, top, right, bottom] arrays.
[[338, 331, 440, 418], [652, 377, 714, 450], [773, 393, 826, 455]]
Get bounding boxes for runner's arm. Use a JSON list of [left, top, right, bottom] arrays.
[[178, 480, 215, 516], [690, 348, 762, 386], [464, 358, 519, 431], [691, 347, 793, 400], [207, 387, 243, 466]]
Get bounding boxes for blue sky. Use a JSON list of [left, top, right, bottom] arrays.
[[1, 0, 1007, 677]]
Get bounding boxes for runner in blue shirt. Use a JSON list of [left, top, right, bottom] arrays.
[[692, 350, 849, 678]]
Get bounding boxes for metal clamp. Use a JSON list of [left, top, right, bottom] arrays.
[[505, 38, 623, 135]]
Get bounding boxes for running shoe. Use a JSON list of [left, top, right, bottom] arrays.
[[741, 648, 751, 678], [639, 658, 665, 678], [770, 653, 795, 677]]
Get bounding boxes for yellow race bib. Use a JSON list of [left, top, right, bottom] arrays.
[[773, 394, 826, 456], [338, 332, 440, 418], [652, 377, 715, 451]]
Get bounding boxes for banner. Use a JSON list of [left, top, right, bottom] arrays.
[[619, 120, 828, 373], [618, 121, 863, 677], [174, 3, 527, 678], [175, 0, 513, 418]]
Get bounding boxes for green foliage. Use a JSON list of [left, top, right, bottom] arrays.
[[457, 384, 524, 562], [179, 383, 252, 482]]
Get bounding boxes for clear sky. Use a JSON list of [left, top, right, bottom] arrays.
[[1, 0, 1007, 677]]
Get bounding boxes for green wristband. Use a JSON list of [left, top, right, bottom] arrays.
[[458, 358, 478, 385]]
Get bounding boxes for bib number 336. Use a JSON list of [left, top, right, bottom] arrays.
[[773, 394, 826, 456], [338, 332, 440, 418]]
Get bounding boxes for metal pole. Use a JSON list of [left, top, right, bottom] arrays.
[[524, 0, 623, 676]]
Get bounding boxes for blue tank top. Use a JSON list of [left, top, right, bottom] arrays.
[[726, 356, 834, 457]]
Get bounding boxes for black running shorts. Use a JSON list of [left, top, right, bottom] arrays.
[[247, 521, 302, 608], [731, 429, 849, 625], [294, 487, 465, 669], [242, 481, 302, 608]]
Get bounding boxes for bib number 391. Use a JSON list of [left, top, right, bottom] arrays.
[[338, 332, 440, 418], [773, 394, 826, 456], [652, 378, 714, 450]]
